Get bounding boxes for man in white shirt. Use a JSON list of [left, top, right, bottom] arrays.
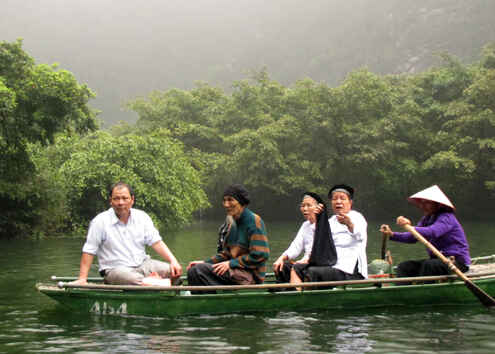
[[71, 182, 182, 285]]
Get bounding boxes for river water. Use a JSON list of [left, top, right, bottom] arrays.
[[1, 220, 495, 353]]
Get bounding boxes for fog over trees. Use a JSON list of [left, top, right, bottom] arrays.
[[2, 0, 494, 126], [2, 1, 495, 237]]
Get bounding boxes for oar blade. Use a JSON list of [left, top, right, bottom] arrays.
[[464, 279, 495, 307]]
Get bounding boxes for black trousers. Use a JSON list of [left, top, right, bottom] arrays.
[[396, 258, 469, 279], [275, 261, 362, 291], [274, 261, 295, 283], [187, 262, 254, 294], [303, 263, 363, 282], [275, 261, 363, 283]]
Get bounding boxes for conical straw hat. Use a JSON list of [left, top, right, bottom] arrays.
[[407, 185, 455, 210]]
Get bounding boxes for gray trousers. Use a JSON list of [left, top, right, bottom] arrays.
[[103, 258, 171, 285]]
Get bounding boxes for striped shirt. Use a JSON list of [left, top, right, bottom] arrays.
[[206, 208, 270, 283]]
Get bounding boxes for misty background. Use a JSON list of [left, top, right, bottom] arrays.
[[2, 0, 494, 127]]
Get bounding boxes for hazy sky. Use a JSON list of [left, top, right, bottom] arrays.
[[2, 1, 494, 126]]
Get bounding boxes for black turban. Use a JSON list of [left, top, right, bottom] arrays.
[[302, 191, 324, 205], [223, 184, 250, 206], [328, 184, 354, 200]]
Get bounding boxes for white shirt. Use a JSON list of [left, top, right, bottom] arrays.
[[82, 208, 162, 271], [330, 210, 368, 278], [282, 220, 315, 260]]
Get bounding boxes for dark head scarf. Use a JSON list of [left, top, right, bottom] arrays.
[[223, 184, 250, 206], [302, 192, 337, 267], [328, 184, 354, 200]]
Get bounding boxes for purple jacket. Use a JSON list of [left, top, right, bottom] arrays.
[[390, 212, 471, 266]]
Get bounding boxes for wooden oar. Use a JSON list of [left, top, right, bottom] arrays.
[[381, 232, 388, 260], [53, 271, 495, 292], [403, 224, 495, 307], [51, 276, 104, 282], [50, 275, 189, 282]]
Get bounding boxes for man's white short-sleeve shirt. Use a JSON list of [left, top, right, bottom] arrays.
[[82, 208, 162, 272]]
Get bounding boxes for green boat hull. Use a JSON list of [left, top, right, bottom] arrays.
[[37, 277, 495, 317]]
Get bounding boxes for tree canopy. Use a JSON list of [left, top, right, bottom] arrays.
[[0, 39, 98, 236], [128, 45, 495, 220], [2, 40, 494, 237], [0, 40, 208, 237]]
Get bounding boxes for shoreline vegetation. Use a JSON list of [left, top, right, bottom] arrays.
[[1, 40, 494, 238]]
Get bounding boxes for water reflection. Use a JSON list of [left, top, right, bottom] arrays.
[[31, 309, 379, 353], [7, 296, 495, 353], [366, 307, 495, 353], [1, 221, 495, 353]]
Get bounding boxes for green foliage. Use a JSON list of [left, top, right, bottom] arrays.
[[4, 40, 495, 237], [33, 130, 209, 233], [127, 46, 495, 219], [0, 39, 98, 237]]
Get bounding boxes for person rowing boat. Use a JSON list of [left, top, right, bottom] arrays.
[[380, 185, 471, 279]]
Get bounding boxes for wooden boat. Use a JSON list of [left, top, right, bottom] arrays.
[[36, 256, 495, 317]]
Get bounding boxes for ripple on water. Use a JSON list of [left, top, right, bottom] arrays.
[[357, 308, 495, 354], [4, 234, 495, 353], [147, 336, 249, 354], [17, 327, 65, 334]]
